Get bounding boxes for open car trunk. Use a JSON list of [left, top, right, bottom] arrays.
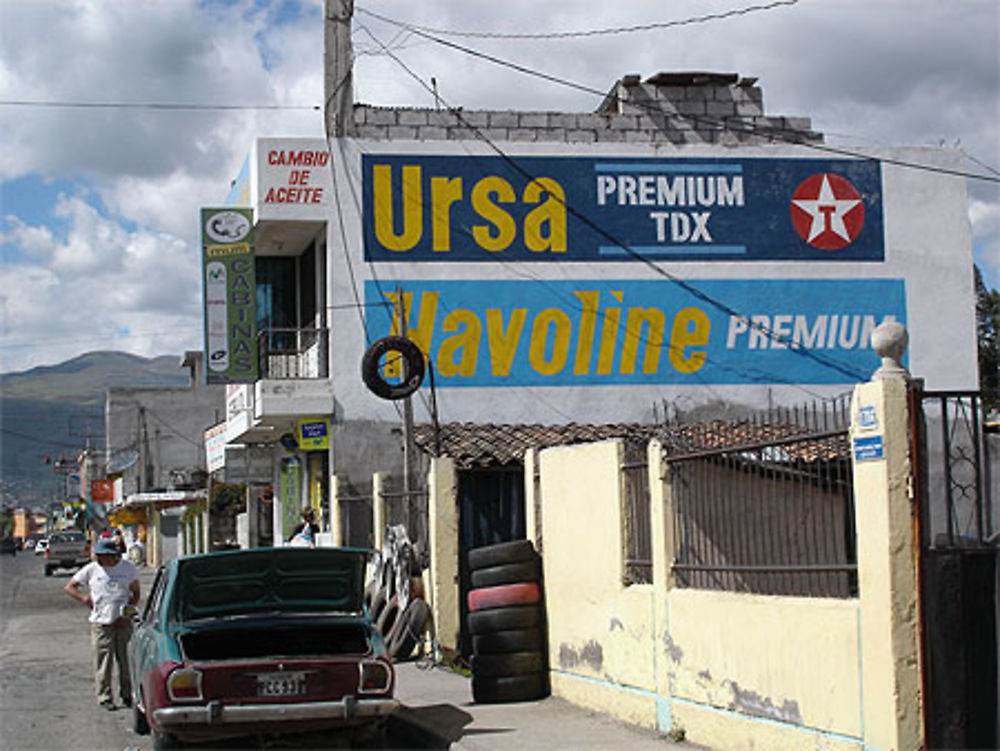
[[180, 622, 371, 661]]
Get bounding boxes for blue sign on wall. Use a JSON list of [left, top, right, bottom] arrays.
[[362, 155, 884, 263], [364, 278, 905, 387]]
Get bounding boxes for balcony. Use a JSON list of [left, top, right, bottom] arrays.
[[257, 327, 329, 379]]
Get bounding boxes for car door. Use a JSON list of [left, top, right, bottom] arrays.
[[130, 567, 166, 704]]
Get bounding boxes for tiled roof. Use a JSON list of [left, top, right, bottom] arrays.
[[414, 418, 849, 469], [413, 422, 659, 469]]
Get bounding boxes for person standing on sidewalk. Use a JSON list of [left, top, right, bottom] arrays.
[[64, 536, 141, 710]]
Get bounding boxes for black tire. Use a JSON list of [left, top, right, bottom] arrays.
[[369, 587, 389, 622], [473, 628, 544, 655], [472, 672, 549, 704], [361, 336, 425, 400], [468, 540, 537, 571], [470, 558, 541, 588], [132, 702, 150, 735], [44, 566, 52, 577], [468, 605, 541, 635], [388, 597, 430, 660], [375, 597, 400, 640], [472, 651, 545, 678], [152, 729, 183, 750]]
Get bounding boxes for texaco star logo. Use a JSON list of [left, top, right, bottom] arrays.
[[790, 173, 865, 250]]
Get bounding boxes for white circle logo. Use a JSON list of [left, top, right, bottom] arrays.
[[205, 210, 251, 243]]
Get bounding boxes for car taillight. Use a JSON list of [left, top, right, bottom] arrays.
[[167, 668, 204, 702], [83, 545, 90, 556], [358, 660, 392, 694], [44, 549, 50, 559]]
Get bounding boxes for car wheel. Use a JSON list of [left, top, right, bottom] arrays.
[[152, 729, 183, 750], [44, 566, 53, 577], [132, 701, 150, 735], [350, 719, 389, 749]]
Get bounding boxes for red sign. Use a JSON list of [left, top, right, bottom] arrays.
[[790, 173, 865, 250], [91, 479, 115, 503]]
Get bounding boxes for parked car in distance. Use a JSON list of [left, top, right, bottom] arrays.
[[43, 531, 90, 575], [129, 547, 397, 749], [1, 538, 17, 556], [34, 539, 49, 556]]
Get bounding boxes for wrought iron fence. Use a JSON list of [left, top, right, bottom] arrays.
[[257, 327, 328, 379], [337, 492, 373, 549], [662, 396, 857, 598], [917, 390, 997, 548], [622, 441, 652, 585]]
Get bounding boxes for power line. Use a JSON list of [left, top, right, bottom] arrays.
[[357, 25, 872, 390], [357, 0, 801, 40], [0, 100, 319, 112], [360, 13, 1000, 185]]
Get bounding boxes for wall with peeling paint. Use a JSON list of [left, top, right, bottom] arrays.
[[534, 376, 922, 751], [538, 440, 660, 727]]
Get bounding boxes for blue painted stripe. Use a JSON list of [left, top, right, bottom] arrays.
[[670, 696, 864, 747], [594, 163, 744, 174], [598, 245, 748, 256]]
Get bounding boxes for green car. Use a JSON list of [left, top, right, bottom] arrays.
[[128, 547, 398, 749]]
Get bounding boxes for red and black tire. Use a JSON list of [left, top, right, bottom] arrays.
[[468, 540, 538, 571], [470, 650, 545, 678], [470, 558, 541, 589], [468, 605, 542, 635], [467, 582, 541, 613], [472, 627, 544, 655], [375, 595, 400, 641], [472, 672, 549, 704]]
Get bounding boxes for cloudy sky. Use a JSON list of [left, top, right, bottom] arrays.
[[0, 0, 997, 374]]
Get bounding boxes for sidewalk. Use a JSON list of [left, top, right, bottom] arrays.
[[390, 660, 698, 751]]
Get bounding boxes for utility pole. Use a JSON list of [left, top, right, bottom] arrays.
[[325, 0, 355, 137]]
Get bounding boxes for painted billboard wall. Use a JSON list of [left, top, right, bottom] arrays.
[[325, 140, 976, 424]]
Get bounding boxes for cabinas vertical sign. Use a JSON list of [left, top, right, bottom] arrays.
[[201, 207, 258, 384]]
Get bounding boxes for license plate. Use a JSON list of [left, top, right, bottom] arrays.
[[257, 672, 307, 697]]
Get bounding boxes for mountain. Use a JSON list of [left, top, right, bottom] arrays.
[[0, 352, 191, 508]]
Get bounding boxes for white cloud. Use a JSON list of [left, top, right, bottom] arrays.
[[0, 0, 997, 372]]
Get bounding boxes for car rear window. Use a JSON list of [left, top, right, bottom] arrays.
[[49, 532, 85, 543]]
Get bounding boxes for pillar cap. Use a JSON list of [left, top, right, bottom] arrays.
[[870, 321, 910, 381]]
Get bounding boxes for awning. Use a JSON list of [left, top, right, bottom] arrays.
[[123, 490, 208, 511]]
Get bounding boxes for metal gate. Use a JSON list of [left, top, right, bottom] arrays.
[[913, 388, 998, 749]]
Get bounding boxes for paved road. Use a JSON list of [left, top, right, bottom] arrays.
[[0, 552, 419, 751]]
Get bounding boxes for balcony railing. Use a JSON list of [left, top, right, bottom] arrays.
[[257, 327, 329, 379]]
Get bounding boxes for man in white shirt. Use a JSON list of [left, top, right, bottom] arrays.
[[65, 535, 141, 710]]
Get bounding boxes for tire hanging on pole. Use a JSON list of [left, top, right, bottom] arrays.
[[361, 336, 425, 400]]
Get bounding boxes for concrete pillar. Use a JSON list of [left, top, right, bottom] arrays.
[[649, 438, 677, 732], [851, 330, 922, 750], [372, 472, 386, 552], [330, 475, 343, 547], [428, 457, 459, 653]]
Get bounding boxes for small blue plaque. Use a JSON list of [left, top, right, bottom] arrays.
[[858, 405, 878, 430], [853, 435, 884, 462]]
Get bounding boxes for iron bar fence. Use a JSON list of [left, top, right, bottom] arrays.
[[662, 395, 857, 598], [622, 441, 653, 585]]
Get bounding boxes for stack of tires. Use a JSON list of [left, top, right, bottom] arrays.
[[466, 540, 550, 703]]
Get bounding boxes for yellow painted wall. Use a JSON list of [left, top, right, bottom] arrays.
[[538, 437, 869, 750], [663, 589, 861, 741]]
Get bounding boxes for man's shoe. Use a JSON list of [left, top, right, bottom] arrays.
[[99, 700, 115, 711]]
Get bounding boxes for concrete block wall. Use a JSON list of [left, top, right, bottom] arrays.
[[354, 74, 822, 146]]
